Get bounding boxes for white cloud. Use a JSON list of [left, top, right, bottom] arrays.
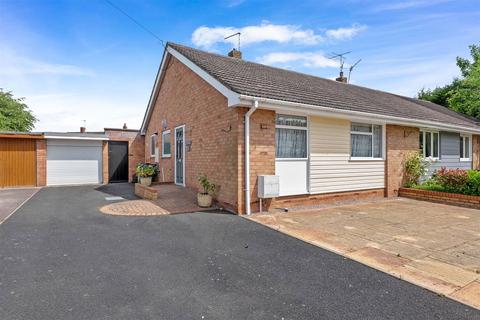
[[0, 50, 93, 77], [257, 52, 339, 68], [325, 24, 367, 40], [373, 0, 452, 12], [191, 22, 324, 48]]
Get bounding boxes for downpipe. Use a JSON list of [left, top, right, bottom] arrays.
[[244, 100, 258, 215]]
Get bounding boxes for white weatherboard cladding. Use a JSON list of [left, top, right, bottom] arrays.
[[309, 116, 384, 194], [47, 139, 103, 186]]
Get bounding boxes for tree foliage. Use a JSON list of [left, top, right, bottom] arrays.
[[418, 44, 480, 119], [0, 89, 37, 132]]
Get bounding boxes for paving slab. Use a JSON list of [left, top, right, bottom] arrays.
[[0, 188, 39, 223], [249, 198, 480, 309]]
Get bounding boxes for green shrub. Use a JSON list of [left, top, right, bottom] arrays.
[[198, 174, 217, 195], [434, 167, 469, 193], [404, 152, 429, 187], [135, 163, 157, 178], [466, 170, 480, 195]]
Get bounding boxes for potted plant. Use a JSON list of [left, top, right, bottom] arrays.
[[197, 174, 216, 207], [135, 163, 157, 186]]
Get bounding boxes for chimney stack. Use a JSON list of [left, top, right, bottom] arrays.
[[123, 123, 128, 130], [228, 48, 242, 59], [335, 71, 347, 83], [80, 120, 86, 133]]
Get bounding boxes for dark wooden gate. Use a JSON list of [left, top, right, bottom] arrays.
[[108, 141, 129, 183]]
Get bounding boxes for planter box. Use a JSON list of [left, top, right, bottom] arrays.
[[134, 183, 158, 200], [398, 187, 480, 209]]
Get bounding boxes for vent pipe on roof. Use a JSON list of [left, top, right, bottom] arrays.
[[228, 48, 242, 59], [80, 120, 86, 133], [335, 71, 347, 83], [123, 123, 128, 130]]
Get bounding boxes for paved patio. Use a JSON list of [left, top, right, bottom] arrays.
[[100, 183, 213, 215], [249, 197, 480, 309]]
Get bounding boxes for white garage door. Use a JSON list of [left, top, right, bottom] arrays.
[[47, 139, 103, 186]]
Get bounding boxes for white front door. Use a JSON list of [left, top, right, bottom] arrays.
[[47, 139, 103, 186]]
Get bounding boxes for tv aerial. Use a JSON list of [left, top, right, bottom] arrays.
[[348, 59, 362, 83], [224, 32, 241, 51], [329, 51, 351, 81]]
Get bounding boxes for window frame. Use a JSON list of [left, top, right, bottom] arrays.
[[460, 134, 472, 161], [150, 134, 158, 159], [349, 122, 384, 161], [161, 130, 172, 158], [275, 114, 309, 160], [419, 130, 440, 159]]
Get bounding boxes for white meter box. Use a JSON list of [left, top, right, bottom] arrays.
[[258, 175, 280, 198]]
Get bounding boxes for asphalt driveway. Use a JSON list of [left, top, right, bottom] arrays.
[[0, 186, 478, 319], [0, 188, 39, 224]]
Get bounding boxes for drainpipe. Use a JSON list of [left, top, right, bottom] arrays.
[[244, 100, 258, 215]]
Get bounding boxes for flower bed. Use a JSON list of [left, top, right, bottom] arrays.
[[398, 187, 480, 209]]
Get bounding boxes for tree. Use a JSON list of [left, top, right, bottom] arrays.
[[418, 44, 480, 118], [0, 89, 37, 132]]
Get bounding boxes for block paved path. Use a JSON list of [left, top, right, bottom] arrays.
[[0, 186, 478, 319]]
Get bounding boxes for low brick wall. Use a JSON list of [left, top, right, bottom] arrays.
[[399, 187, 480, 209], [134, 183, 158, 200], [265, 188, 385, 211]]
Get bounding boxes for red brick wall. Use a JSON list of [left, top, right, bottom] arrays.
[[102, 141, 108, 184], [472, 135, 480, 170], [385, 125, 419, 197], [35, 139, 46, 186], [105, 129, 145, 182], [144, 56, 240, 211], [236, 108, 276, 214], [399, 187, 480, 209]]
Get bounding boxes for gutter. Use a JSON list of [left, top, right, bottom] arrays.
[[44, 136, 108, 141], [237, 94, 480, 134], [244, 100, 258, 215]]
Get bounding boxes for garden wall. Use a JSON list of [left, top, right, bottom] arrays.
[[398, 187, 480, 209]]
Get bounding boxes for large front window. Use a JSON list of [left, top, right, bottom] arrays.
[[350, 123, 383, 159], [419, 130, 439, 158], [275, 114, 307, 159]]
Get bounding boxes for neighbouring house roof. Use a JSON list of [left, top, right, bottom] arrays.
[[168, 43, 479, 129]]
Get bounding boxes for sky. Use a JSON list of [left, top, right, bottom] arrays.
[[1, 0, 479, 132]]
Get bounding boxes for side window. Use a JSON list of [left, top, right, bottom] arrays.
[[275, 114, 308, 159], [162, 131, 171, 157], [150, 134, 158, 157]]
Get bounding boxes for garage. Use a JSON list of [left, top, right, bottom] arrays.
[[46, 135, 105, 186], [0, 135, 39, 187]]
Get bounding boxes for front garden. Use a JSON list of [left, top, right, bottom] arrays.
[[404, 152, 480, 196]]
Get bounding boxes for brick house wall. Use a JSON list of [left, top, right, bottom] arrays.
[[35, 139, 46, 186], [385, 125, 420, 197], [144, 56, 241, 212], [104, 129, 145, 182], [472, 135, 480, 170]]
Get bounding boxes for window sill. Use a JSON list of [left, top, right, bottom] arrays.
[[162, 154, 171, 158], [460, 158, 471, 162], [349, 157, 384, 162]]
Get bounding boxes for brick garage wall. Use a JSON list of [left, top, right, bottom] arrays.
[[105, 129, 145, 182], [35, 139, 46, 186], [399, 187, 480, 209], [102, 141, 108, 184], [473, 135, 480, 170], [385, 125, 420, 197], [144, 56, 240, 211], [236, 108, 276, 214]]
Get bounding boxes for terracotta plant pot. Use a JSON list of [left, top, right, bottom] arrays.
[[197, 193, 213, 207], [140, 176, 152, 186]]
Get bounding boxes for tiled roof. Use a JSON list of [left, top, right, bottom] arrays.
[[169, 43, 479, 129]]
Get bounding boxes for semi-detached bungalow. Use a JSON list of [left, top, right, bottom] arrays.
[[140, 43, 480, 215]]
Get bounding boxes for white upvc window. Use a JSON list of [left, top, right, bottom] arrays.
[[150, 134, 158, 159], [162, 130, 171, 158], [419, 130, 439, 159], [460, 134, 471, 161], [275, 114, 308, 159], [350, 123, 383, 160]]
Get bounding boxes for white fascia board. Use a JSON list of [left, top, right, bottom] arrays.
[[44, 136, 108, 141], [238, 95, 480, 134], [140, 48, 170, 135], [167, 47, 241, 107], [140, 46, 241, 135]]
